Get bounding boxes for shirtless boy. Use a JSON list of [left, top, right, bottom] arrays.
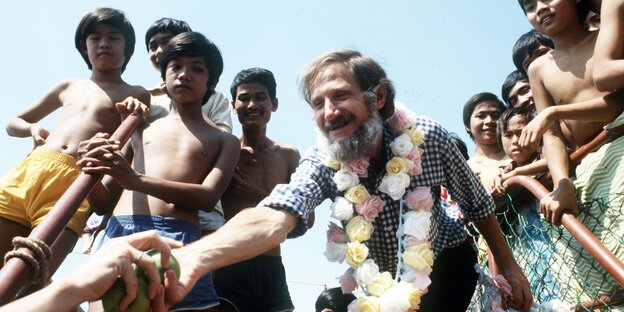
[[0, 7, 148, 277], [213, 68, 300, 312], [517, 0, 624, 303], [79, 32, 239, 311], [144, 18, 233, 236]]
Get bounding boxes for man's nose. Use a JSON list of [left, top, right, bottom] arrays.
[[323, 100, 339, 120]]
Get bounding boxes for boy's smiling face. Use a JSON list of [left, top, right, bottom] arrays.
[[86, 24, 126, 71], [233, 82, 277, 128], [165, 56, 210, 105], [522, 0, 579, 36]]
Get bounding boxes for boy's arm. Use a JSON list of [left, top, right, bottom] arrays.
[[6, 80, 69, 143], [520, 93, 622, 148], [593, 0, 624, 92], [85, 134, 241, 211], [523, 64, 579, 225], [501, 158, 549, 181]]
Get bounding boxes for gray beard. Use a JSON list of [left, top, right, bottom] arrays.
[[319, 111, 383, 163]]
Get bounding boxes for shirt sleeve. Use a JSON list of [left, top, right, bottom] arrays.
[[438, 126, 495, 222], [202, 91, 233, 133], [258, 147, 335, 238]]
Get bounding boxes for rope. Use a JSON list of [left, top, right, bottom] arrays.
[[4, 236, 52, 295]]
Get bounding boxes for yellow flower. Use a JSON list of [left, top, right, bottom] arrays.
[[354, 296, 381, 312], [395, 281, 422, 309], [346, 241, 369, 268], [402, 244, 434, 272], [346, 216, 374, 243], [326, 158, 342, 170], [367, 272, 394, 297], [386, 157, 409, 175], [345, 184, 370, 204], [404, 127, 425, 146]]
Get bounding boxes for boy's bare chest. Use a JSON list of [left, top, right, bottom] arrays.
[[237, 149, 290, 191], [544, 49, 600, 104]]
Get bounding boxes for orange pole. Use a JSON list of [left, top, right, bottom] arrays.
[[0, 113, 141, 304], [505, 175, 624, 287]]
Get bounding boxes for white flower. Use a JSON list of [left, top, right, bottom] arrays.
[[390, 134, 414, 158], [324, 242, 347, 263], [403, 210, 431, 241], [331, 196, 354, 221], [353, 259, 379, 286], [379, 287, 411, 312], [333, 169, 359, 191], [378, 173, 411, 200]]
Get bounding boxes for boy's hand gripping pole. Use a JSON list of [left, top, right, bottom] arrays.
[[0, 112, 142, 305]]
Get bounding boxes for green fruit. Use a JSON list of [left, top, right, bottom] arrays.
[[101, 277, 150, 312], [136, 248, 181, 282], [101, 249, 180, 311]]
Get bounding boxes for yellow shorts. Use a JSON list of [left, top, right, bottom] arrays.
[[0, 150, 90, 234]]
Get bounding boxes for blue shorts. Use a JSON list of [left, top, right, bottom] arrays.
[[102, 215, 219, 311]]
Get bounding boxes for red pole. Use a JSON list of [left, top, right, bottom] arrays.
[[505, 175, 624, 287], [0, 113, 141, 304]]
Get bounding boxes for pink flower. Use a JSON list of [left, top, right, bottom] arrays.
[[405, 187, 433, 211], [389, 108, 415, 133], [405, 235, 428, 247], [401, 269, 432, 292], [339, 271, 357, 294], [406, 148, 423, 176], [343, 157, 370, 177], [327, 222, 347, 243], [355, 195, 384, 221]]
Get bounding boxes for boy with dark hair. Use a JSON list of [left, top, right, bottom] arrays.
[[0, 7, 148, 278], [145, 17, 233, 237], [501, 70, 534, 109], [511, 29, 554, 77], [462, 92, 509, 198], [213, 67, 300, 312], [80, 31, 239, 311], [517, 0, 624, 304]]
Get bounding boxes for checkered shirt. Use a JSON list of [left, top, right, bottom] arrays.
[[259, 116, 494, 274]]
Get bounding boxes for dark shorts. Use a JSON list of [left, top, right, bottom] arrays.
[[213, 255, 294, 312], [419, 239, 478, 311], [103, 215, 219, 311]]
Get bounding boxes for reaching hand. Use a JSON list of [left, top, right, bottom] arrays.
[[161, 248, 199, 309], [67, 231, 182, 311], [540, 178, 579, 225], [499, 260, 533, 312], [519, 107, 554, 150], [116, 96, 150, 120]]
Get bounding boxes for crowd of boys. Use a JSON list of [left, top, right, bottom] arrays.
[[1, 1, 624, 311]]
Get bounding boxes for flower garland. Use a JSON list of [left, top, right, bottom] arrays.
[[323, 105, 436, 312]]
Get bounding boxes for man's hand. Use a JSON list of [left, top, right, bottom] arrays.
[[160, 248, 199, 310], [499, 260, 533, 312], [541, 178, 579, 225], [116, 96, 150, 119]]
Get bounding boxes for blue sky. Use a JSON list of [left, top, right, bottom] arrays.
[[0, 1, 532, 309]]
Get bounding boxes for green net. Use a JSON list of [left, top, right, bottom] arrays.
[[469, 192, 624, 311]]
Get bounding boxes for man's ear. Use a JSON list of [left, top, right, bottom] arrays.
[[375, 85, 388, 111], [272, 98, 279, 112]]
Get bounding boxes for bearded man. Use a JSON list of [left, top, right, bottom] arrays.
[[164, 50, 532, 312]]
